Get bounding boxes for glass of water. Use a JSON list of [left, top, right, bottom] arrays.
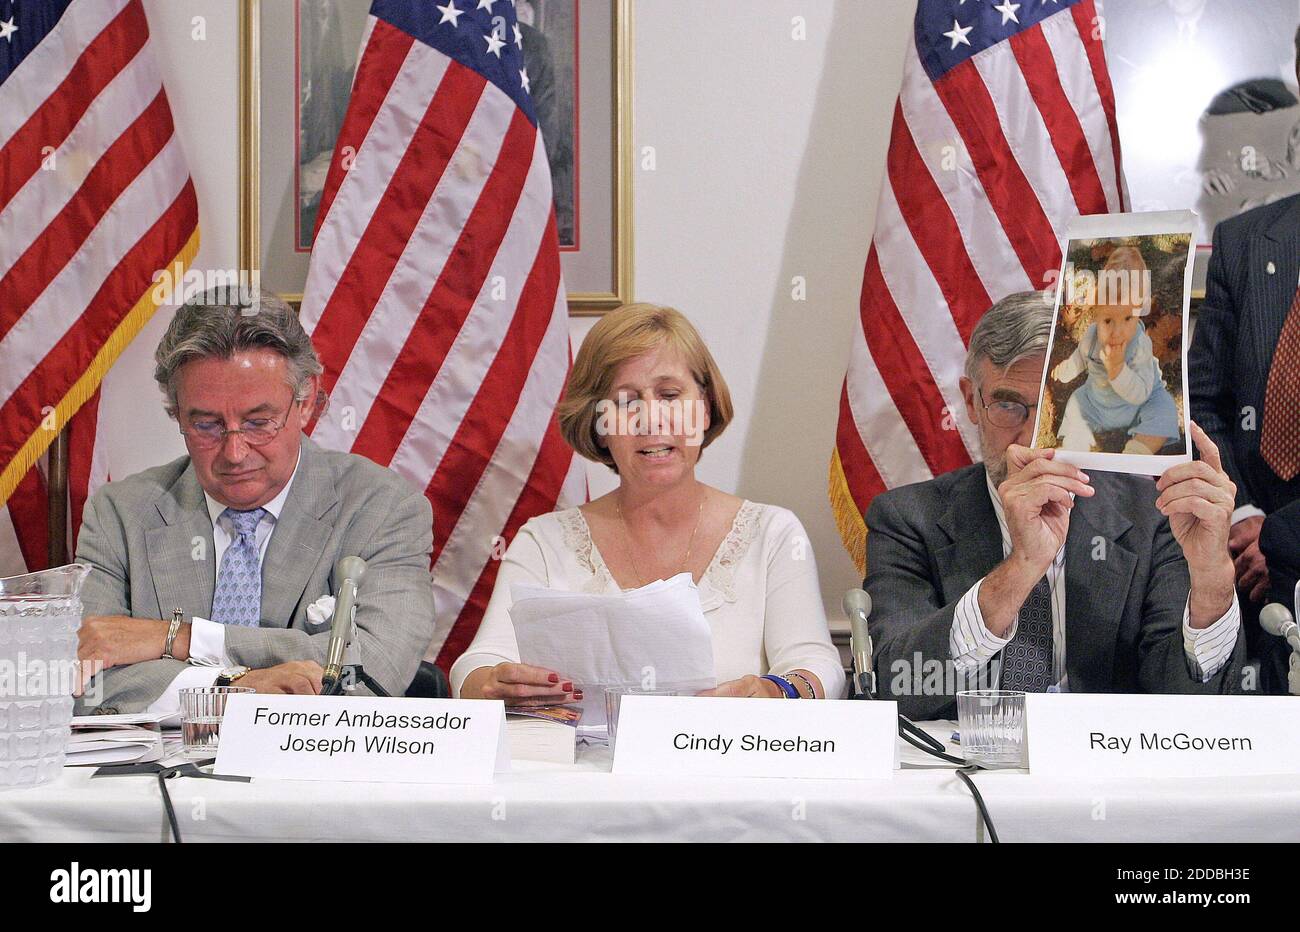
[[604, 687, 681, 747], [179, 686, 253, 757], [956, 689, 1027, 769]]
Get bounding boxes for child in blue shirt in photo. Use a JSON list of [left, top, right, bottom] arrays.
[[1052, 302, 1180, 455]]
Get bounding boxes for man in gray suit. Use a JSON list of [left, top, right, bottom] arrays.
[[75, 290, 435, 713], [866, 292, 1244, 721]]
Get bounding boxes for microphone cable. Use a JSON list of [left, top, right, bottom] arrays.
[[896, 713, 1000, 844], [156, 767, 183, 843], [845, 582, 1001, 842]]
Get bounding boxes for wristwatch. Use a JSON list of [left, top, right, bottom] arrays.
[[214, 666, 251, 688]]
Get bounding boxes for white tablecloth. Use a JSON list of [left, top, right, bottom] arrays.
[[3, 724, 1298, 842]]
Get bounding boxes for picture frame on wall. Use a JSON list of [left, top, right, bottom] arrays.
[[239, 0, 633, 314]]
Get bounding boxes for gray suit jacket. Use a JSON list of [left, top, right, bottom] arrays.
[[865, 464, 1245, 720], [74, 436, 435, 712]]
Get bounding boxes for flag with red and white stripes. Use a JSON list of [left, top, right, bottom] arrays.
[[0, 0, 199, 574], [301, 0, 584, 669], [0, 388, 108, 577], [830, 0, 1125, 573]]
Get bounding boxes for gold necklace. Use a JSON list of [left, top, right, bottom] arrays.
[[615, 489, 706, 588]]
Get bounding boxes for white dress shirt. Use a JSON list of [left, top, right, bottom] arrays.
[[949, 475, 1240, 688], [144, 453, 301, 717], [449, 501, 847, 700]]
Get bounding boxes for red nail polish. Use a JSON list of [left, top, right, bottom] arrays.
[[548, 673, 559, 684], [573, 691, 585, 700], [562, 681, 573, 692]]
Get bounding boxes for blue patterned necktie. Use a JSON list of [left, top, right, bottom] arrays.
[[999, 575, 1053, 692], [210, 507, 268, 627]]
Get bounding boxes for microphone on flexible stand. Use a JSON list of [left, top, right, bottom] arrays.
[[321, 556, 366, 696], [842, 588, 1000, 841], [843, 588, 875, 699], [1260, 602, 1300, 697], [1260, 602, 1300, 652]]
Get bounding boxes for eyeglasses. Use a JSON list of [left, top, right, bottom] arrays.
[[978, 389, 1037, 429], [180, 407, 294, 450]]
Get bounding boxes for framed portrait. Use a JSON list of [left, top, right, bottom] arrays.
[[239, 0, 633, 314], [1107, 0, 1300, 252]]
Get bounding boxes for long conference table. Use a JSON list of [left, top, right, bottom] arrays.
[[4, 724, 1300, 843]]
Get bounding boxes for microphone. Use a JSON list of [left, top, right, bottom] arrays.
[[843, 588, 875, 699], [322, 556, 367, 696], [1260, 602, 1300, 654]]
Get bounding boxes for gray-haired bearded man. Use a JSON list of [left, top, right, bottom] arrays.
[[74, 290, 435, 714], [863, 291, 1245, 720]]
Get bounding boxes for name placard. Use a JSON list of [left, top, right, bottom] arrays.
[[612, 696, 897, 780], [1026, 694, 1300, 778], [213, 695, 509, 784]]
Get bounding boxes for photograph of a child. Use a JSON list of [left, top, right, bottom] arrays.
[[1034, 213, 1195, 474]]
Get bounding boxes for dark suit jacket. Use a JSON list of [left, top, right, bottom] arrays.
[[1189, 193, 1300, 516], [1261, 499, 1300, 612], [864, 464, 1244, 720]]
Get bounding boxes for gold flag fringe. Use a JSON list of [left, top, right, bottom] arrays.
[[828, 447, 867, 579], [0, 227, 201, 511]]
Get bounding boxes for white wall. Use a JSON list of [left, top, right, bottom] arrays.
[[107, 0, 917, 620], [624, 0, 914, 618], [103, 1, 241, 480]]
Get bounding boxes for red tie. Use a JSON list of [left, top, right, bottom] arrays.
[[1261, 286, 1300, 481]]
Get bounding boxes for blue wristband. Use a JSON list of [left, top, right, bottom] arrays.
[[762, 674, 799, 698]]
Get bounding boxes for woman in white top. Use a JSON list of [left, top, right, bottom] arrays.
[[452, 303, 845, 702]]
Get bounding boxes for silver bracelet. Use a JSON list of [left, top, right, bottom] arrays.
[[785, 670, 816, 699], [161, 607, 183, 660]]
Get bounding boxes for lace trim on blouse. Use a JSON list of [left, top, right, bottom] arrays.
[[556, 500, 765, 606]]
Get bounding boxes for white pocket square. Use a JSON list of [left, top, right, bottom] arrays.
[[306, 595, 337, 628]]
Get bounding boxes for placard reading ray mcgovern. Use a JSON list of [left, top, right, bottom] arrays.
[[1026, 694, 1300, 779], [214, 695, 509, 784]]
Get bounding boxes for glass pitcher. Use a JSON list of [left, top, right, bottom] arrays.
[[0, 563, 90, 790]]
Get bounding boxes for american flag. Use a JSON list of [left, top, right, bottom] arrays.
[[301, 0, 585, 669], [830, 0, 1125, 572], [0, 0, 198, 575]]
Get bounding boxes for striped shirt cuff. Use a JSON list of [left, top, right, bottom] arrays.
[[1182, 593, 1241, 683], [950, 577, 1016, 672]]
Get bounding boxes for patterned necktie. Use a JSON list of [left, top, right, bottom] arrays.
[[210, 508, 268, 627], [1261, 287, 1300, 481], [999, 575, 1053, 692]]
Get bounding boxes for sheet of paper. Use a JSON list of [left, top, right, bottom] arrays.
[[70, 712, 166, 729], [66, 729, 164, 766], [1031, 210, 1196, 476], [509, 572, 716, 729]]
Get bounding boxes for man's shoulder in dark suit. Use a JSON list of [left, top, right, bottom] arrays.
[[1213, 191, 1300, 247], [868, 460, 1161, 537], [1261, 498, 1300, 607], [866, 462, 986, 526]]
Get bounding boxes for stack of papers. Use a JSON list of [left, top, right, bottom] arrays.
[[67, 713, 166, 767], [506, 706, 582, 764], [508, 573, 716, 734]]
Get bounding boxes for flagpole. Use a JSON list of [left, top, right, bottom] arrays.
[[47, 428, 69, 567]]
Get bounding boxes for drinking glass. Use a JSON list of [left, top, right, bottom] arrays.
[[956, 689, 1027, 769], [179, 686, 253, 756]]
